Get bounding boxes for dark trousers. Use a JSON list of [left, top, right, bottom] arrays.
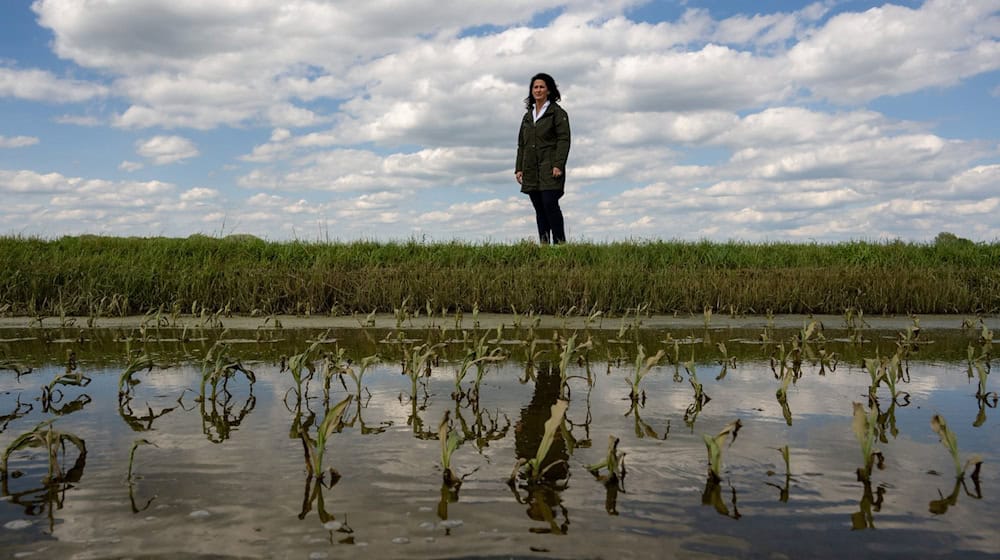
[[528, 190, 565, 244]]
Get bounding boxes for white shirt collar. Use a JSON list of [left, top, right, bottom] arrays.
[[532, 100, 550, 123]]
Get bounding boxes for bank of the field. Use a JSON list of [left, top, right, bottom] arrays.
[[1, 234, 998, 316]]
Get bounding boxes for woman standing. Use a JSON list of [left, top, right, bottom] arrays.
[[515, 73, 571, 244]]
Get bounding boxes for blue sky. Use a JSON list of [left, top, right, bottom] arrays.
[[1, 0, 998, 242]]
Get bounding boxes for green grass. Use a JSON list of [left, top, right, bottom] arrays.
[[1, 234, 998, 316]]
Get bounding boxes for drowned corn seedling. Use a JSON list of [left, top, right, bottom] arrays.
[[765, 445, 793, 503], [199, 343, 255, 402], [624, 344, 665, 402], [341, 354, 380, 400], [775, 358, 795, 426], [557, 334, 593, 395], [117, 347, 156, 404], [286, 337, 324, 390], [702, 419, 741, 482], [438, 410, 464, 488], [715, 342, 736, 380], [468, 333, 506, 399], [684, 352, 710, 407], [930, 414, 982, 481], [1, 419, 87, 484], [302, 395, 353, 482], [797, 319, 823, 343], [394, 296, 412, 329], [586, 435, 625, 484], [970, 360, 997, 403], [851, 402, 883, 482], [402, 342, 443, 401], [510, 399, 569, 483], [46, 350, 91, 399]]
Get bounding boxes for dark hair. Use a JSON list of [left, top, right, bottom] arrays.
[[523, 73, 561, 109]]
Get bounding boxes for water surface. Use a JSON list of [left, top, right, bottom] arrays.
[[1, 324, 997, 559]]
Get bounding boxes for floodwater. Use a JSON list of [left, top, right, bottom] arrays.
[[0, 320, 998, 559]]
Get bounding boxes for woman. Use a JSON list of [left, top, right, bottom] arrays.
[[515, 73, 570, 244]]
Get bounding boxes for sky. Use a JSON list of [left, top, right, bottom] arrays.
[[0, 0, 998, 243]]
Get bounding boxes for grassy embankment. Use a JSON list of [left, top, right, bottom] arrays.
[[0, 234, 998, 317]]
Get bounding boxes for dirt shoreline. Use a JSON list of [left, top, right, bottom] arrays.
[[0, 313, 995, 331]]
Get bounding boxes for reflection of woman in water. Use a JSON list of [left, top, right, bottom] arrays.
[[514, 361, 570, 479], [512, 361, 571, 533], [515, 72, 571, 245]]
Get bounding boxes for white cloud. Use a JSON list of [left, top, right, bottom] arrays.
[[180, 187, 219, 202], [118, 160, 143, 172], [54, 114, 103, 126], [0, 66, 108, 103], [238, 146, 510, 192], [0, 169, 78, 194], [787, 0, 1000, 103], [0, 135, 39, 148], [136, 135, 199, 165]]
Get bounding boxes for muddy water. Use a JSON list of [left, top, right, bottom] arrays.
[[0, 323, 998, 559]]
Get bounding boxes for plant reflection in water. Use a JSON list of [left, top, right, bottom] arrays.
[[1, 420, 87, 532]]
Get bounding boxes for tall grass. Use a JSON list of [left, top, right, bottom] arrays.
[[1, 235, 998, 316]]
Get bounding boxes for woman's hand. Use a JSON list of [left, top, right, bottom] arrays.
[[552, 167, 562, 178], [515, 171, 523, 184]]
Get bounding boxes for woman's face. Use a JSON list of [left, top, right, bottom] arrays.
[[532, 79, 549, 104]]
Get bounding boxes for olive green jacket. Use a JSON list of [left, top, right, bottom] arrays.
[[516, 102, 571, 192]]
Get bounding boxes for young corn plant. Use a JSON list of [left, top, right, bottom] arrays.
[[438, 410, 464, 489], [520, 336, 547, 383], [843, 307, 869, 333], [684, 352, 710, 407], [302, 395, 353, 483], [715, 342, 736, 380], [469, 334, 507, 399], [117, 347, 156, 404], [862, 355, 885, 405], [775, 359, 795, 426], [583, 307, 603, 331], [199, 343, 256, 402], [394, 296, 412, 329], [978, 323, 994, 354], [815, 346, 839, 375], [669, 338, 683, 383], [702, 419, 742, 483], [1, 419, 87, 484], [624, 344, 665, 403], [285, 336, 330, 400], [969, 358, 997, 404], [797, 319, 823, 344], [765, 445, 793, 502], [586, 434, 625, 484], [557, 334, 593, 396], [883, 350, 910, 405], [510, 399, 569, 483], [46, 351, 91, 400], [402, 342, 443, 402], [341, 354, 380, 401], [898, 316, 922, 347], [851, 402, 883, 482], [930, 414, 983, 481]]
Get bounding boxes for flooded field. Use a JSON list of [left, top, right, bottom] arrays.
[[1, 317, 998, 559]]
